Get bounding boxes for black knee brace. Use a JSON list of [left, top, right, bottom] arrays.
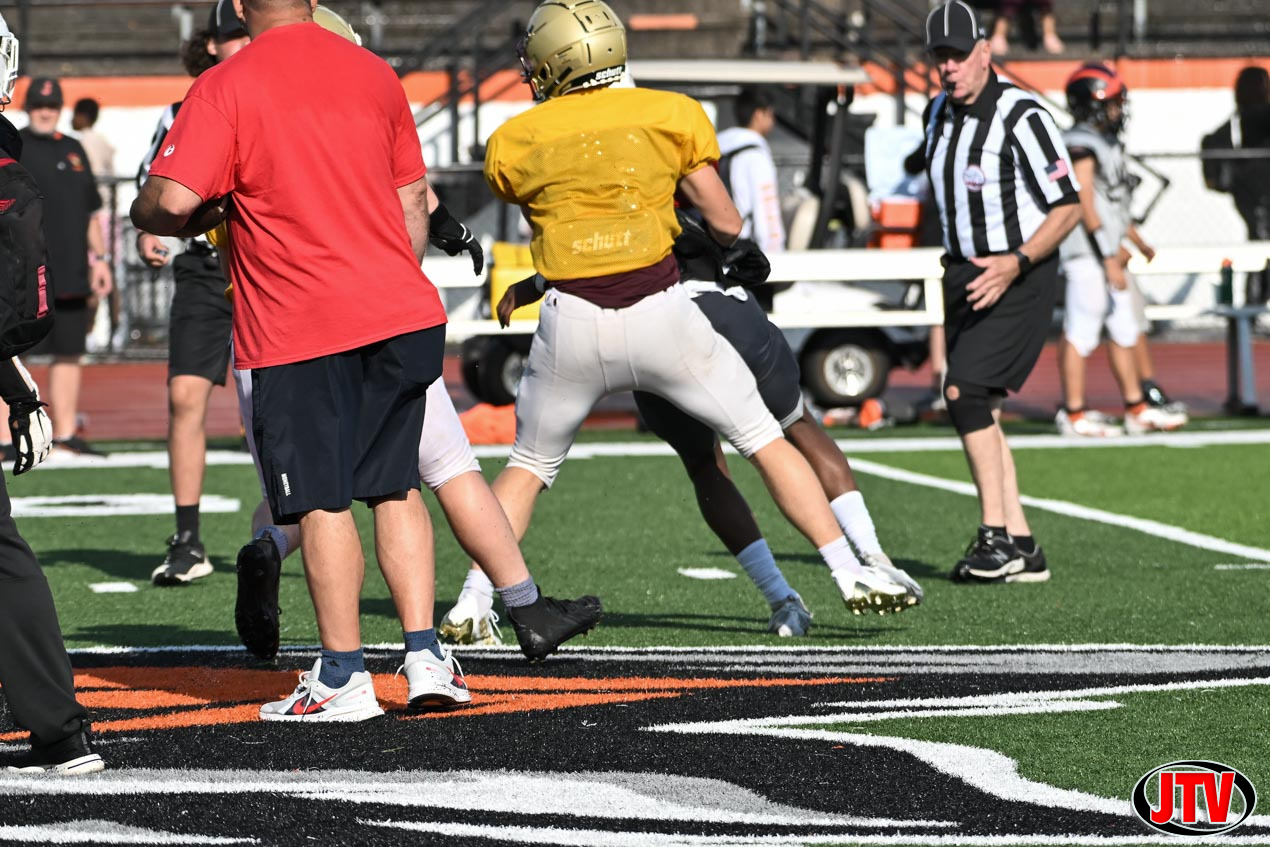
[[944, 379, 996, 436]]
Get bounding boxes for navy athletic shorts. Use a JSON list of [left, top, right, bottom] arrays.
[[250, 325, 445, 524]]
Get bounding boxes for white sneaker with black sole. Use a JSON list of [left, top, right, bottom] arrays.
[[400, 646, 471, 708], [259, 659, 385, 722]]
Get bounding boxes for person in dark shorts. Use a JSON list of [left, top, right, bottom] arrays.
[[137, 0, 248, 587], [922, 1, 1081, 583], [0, 76, 113, 460], [133, 0, 600, 720]]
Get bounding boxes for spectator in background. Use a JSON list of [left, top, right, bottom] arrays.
[[717, 86, 785, 255], [989, 0, 1064, 56], [1202, 66, 1270, 305], [71, 97, 119, 354], [71, 98, 114, 209], [0, 78, 113, 461]]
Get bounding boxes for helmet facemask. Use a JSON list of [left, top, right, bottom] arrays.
[[0, 31, 18, 108]]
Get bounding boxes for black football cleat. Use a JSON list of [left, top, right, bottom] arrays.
[[951, 526, 1025, 583], [506, 594, 602, 662], [235, 536, 283, 660], [7, 726, 104, 775]]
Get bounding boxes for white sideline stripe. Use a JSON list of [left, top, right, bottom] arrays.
[[0, 823, 254, 844], [677, 567, 738, 580], [89, 582, 138, 594], [11, 494, 240, 518], [850, 458, 1270, 564], [21, 428, 1270, 472], [363, 820, 1270, 846], [64, 644, 1270, 656], [1215, 564, 1270, 570]]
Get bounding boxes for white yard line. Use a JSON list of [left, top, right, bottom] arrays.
[[849, 458, 1270, 564], [19, 427, 1270, 471]]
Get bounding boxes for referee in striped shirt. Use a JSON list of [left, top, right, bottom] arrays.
[[923, 0, 1081, 584]]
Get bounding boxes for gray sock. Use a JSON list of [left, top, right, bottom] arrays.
[[498, 578, 540, 609]]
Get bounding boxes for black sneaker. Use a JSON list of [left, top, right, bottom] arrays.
[[1012, 544, 1051, 583], [151, 531, 213, 586], [505, 594, 603, 662], [53, 435, 107, 457], [7, 726, 105, 775], [951, 526, 1025, 583], [235, 536, 282, 660]]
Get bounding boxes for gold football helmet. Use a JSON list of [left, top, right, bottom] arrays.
[[314, 5, 362, 45], [519, 0, 626, 101]]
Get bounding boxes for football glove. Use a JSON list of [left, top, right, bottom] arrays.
[[9, 398, 51, 475], [8, 357, 51, 475], [722, 239, 771, 289], [429, 202, 484, 276]]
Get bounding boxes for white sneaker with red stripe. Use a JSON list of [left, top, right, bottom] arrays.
[[259, 659, 385, 722], [400, 646, 471, 709]]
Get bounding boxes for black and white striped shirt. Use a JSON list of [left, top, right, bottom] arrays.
[[924, 71, 1079, 261]]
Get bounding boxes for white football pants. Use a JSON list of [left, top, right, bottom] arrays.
[[509, 283, 784, 487]]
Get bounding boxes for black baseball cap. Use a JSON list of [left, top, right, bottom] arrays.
[[925, 0, 984, 52], [209, 0, 249, 41], [24, 77, 63, 109]]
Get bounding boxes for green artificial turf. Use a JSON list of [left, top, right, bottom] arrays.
[[10, 435, 1268, 650]]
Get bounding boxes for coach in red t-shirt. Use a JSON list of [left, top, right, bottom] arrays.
[[132, 0, 451, 721]]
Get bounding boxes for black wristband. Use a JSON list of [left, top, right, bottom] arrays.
[[1013, 249, 1033, 274]]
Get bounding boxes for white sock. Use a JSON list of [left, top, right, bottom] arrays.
[[818, 535, 860, 575], [460, 568, 495, 615], [830, 490, 883, 556]]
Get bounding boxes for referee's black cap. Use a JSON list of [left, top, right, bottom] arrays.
[[925, 0, 984, 53], [208, 0, 248, 42]]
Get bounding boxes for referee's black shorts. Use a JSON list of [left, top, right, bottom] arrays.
[[250, 325, 444, 524], [943, 251, 1059, 393], [168, 250, 232, 385]]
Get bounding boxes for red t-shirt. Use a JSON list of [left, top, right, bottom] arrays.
[[147, 22, 445, 369]]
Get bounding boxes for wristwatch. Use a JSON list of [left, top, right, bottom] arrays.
[[1012, 249, 1033, 274]]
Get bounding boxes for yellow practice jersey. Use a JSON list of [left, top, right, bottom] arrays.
[[484, 86, 720, 281]]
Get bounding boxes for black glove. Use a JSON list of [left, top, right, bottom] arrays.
[[9, 398, 51, 475], [722, 239, 771, 289], [429, 202, 484, 276]]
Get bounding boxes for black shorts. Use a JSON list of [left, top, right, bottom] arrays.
[[168, 251, 232, 385], [251, 325, 445, 524], [635, 287, 803, 460], [28, 297, 90, 357], [943, 252, 1059, 392]]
